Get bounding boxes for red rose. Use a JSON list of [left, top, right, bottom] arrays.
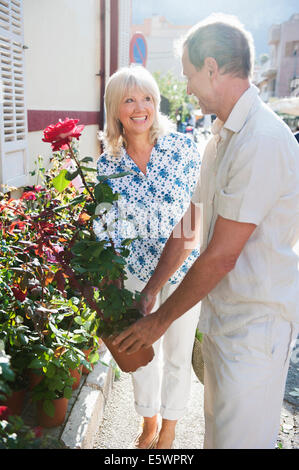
[[21, 191, 37, 201], [0, 406, 12, 420], [42, 118, 85, 151]]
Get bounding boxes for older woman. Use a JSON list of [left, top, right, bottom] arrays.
[[95, 65, 201, 449]]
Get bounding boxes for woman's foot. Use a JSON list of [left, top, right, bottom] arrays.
[[134, 415, 159, 449], [155, 419, 177, 449]]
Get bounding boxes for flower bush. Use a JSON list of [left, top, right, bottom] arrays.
[[0, 117, 142, 424], [37, 118, 141, 337]]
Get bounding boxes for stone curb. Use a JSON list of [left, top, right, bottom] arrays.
[[61, 346, 114, 449]]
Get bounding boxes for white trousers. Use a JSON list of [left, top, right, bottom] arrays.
[[124, 273, 200, 421], [202, 316, 298, 449]]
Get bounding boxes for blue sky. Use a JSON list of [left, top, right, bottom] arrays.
[[132, 0, 298, 57]]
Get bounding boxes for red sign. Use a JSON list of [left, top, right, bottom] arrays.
[[130, 33, 147, 67]]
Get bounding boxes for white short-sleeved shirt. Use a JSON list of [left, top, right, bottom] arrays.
[[192, 85, 299, 334], [94, 132, 201, 284]]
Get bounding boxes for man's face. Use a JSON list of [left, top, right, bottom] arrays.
[[182, 46, 216, 115]]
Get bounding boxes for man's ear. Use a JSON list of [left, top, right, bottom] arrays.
[[204, 57, 218, 78]]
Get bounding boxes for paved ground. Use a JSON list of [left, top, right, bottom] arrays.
[[93, 364, 298, 450], [93, 369, 205, 450]]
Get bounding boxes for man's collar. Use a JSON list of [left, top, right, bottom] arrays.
[[211, 84, 260, 136], [224, 84, 260, 133]]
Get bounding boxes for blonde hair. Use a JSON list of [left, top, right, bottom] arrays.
[[99, 65, 175, 156]]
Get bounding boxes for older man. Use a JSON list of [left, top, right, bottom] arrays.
[[113, 14, 299, 449]]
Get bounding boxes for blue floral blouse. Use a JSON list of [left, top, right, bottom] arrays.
[[94, 132, 201, 285]]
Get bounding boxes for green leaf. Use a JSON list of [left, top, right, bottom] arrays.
[[43, 399, 55, 418], [52, 169, 71, 193], [97, 171, 131, 182], [45, 363, 56, 378], [65, 169, 80, 181], [195, 329, 203, 342], [64, 386, 72, 399], [28, 358, 45, 370], [72, 334, 87, 343], [88, 350, 99, 364], [94, 182, 118, 204], [80, 157, 94, 163], [17, 333, 29, 346], [80, 166, 97, 172], [71, 241, 89, 255], [64, 350, 79, 368], [72, 266, 89, 274], [0, 363, 15, 382]]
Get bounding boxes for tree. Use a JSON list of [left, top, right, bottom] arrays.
[[153, 71, 197, 122]]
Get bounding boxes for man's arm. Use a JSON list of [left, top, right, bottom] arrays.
[[113, 215, 256, 353], [139, 201, 201, 314]]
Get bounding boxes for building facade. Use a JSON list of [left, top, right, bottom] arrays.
[[257, 14, 299, 100], [131, 15, 191, 79], [0, 0, 132, 190]]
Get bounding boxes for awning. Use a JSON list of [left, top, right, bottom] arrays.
[[269, 97, 299, 116]]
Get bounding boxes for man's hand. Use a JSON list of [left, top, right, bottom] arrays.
[[112, 309, 170, 354]]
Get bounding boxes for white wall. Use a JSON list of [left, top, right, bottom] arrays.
[[23, 0, 102, 181], [23, 0, 101, 111]]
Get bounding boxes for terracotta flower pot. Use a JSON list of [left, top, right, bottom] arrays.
[[27, 369, 43, 391], [70, 365, 83, 390], [102, 336, 155, 373], [37, 397, 68, 428], [82, 348, 94, 375], [0, 389, 26, 415]]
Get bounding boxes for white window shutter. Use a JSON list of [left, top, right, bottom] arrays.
[[0, 0, 27, 189], [118, 0, 131, 68]]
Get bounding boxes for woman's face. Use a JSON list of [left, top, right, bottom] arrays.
[[118, 87, 155, 140]]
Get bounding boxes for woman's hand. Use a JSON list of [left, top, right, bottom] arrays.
[[138, 288, 157, 316]]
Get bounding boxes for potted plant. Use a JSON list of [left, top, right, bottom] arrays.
[[54, 295, 100, 376], [0, 344, 62, 448], [0, 284, 39, 414], [26, 302, 90, 425], [30, 347, 75, 428], [40, 118, 154, 372]]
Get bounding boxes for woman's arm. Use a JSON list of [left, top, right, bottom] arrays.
[[139, 201, 201, 314]]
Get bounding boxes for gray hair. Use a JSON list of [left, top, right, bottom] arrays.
[[183, 13, 255, 79], [99, 65, 174, 157]]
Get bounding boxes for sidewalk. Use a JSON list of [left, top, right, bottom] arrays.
[[92, 366, 298, 450], [22, 336, 298, 449]]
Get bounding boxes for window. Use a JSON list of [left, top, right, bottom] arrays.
[[0, 0, 27, 189], [285, 41, 299, 57]]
